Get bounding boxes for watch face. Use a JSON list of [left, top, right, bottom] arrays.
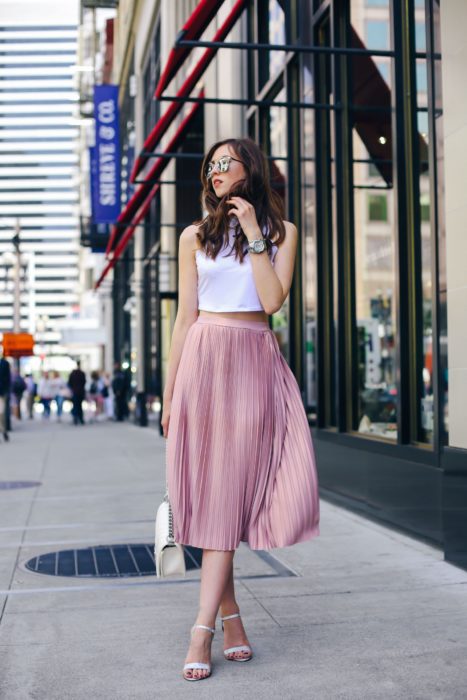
[[253, 240, 266, 252]]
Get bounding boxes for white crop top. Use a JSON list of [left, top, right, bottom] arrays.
[[196, 221, 279, 312]]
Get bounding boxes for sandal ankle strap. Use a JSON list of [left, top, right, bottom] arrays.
[[220, 612, 241, 621], [191, 623, 216, 635]]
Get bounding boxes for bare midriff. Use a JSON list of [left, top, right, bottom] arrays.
[[198, 310, 269, 322]]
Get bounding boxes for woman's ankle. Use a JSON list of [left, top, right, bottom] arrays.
[[194, 610, 216, 629], [219, 602, 240, 617]]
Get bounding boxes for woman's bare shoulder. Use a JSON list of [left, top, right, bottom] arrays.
[[271, 220, 297, 246], [282, 219, 297, 233], [180, 224, 202, 253]]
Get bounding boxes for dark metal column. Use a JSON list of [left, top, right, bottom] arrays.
[[332, 0, 357, 432], [391, 0, 424, 444], [286, 3, 305, 392], [314, 13, 337, 429], [425, 0, 445, 455]]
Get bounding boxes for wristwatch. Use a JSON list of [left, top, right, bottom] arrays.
[[247, 238, 267, 254]]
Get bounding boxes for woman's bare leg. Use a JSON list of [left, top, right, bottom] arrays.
[[183, 549, 234, 679], [219, 558, 252, 660], [219, 559, 235, 611]]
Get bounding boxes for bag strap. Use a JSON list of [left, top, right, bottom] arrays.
[[165, 438, 169, 497], [165, 439, 176, 541]]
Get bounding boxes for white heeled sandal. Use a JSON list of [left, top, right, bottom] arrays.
[[182, 623, 215, 681], [221, 612, 253, 662]]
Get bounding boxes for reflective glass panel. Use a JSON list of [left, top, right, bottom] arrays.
[[352, 1, 398, 439], [269, 87, 289, 361], [415, 3, 434, 443], [301, 32, 317, 419], [269, 0, 286, 77]]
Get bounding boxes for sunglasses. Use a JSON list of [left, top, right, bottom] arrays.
[[205, 155, 244, 179]]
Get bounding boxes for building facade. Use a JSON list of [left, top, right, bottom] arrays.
[[90, 0, 467, 569], [0, 0, 81, 369]]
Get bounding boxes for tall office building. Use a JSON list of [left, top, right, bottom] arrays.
[[0, 0, 80, 363]]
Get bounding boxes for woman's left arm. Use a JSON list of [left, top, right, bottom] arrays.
[[226, 196, 297, 315]]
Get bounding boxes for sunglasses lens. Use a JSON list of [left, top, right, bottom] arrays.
[[206, 156, 233, 178], [219, 158, 229, 172]]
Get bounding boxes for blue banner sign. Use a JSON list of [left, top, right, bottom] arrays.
[[88, 146, 110, 252], [89, 145, 98, 220], [93, 84, 121, 223]]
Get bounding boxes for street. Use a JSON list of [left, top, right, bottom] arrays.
[[0, 417, 466, 699]]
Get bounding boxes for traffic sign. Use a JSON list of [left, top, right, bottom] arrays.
[[1, 333, 35, 358]]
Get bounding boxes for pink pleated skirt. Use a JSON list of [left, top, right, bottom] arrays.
[[166, 314, 320, 551]]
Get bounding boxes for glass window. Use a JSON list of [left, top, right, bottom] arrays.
[[256, 0, 286, 91], [414, 5, 434, 444], [368, 162, 381, 178], [269, 86, 289, 361], [270, 89, 287, 182], [352, 3, 397, 440], [366, 235, 394, 271], [420, 193, 430, 222], [415, 22, 426, 51], [416, 61, 428, 95], [375, 60, 390, 85], [365, 20, 389, 50], [314, 14, 338, 428], [301, 16, 317, 419], [368, 194, 388, 221], [269, 0, 286, 78]]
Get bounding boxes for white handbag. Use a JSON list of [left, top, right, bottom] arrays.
[[154, 443, 186, 578]]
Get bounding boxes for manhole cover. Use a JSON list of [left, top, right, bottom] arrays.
[[0, 481, 42, 490], [24, 543, 203, 578]]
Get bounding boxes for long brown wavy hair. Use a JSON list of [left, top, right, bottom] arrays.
[[194, 137, 286, 263]]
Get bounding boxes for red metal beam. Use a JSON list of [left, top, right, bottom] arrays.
[[130, 0, 247, 183], [95, 182, 160, 290], [104, 88, 204, 258], [96, 91, 204, 289], [155, 0, 226, 99]]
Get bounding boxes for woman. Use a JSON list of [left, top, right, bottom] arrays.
[[11, 372, 26, 420], [51, 371, 67, 422], [88, 370, 104, 422], [24, 374, 37, 420], [38, 371, 54, 419], [162, 137, 320, 682], [101, 372, 114, 420]]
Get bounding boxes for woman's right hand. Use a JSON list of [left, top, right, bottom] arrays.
[[161, 397, 171, 438]]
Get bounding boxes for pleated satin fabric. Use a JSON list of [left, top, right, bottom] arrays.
[[166, 315, 320, 551]]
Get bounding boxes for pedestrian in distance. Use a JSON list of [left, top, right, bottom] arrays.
[[111, 363, 129, 422], [38, 371, 54, 419], [161, 137, 320, 681], [0, 353, 11, 442], [102, 372, 114, 420], [88, 370, 104, 422], [68, 361, 86, 425], [24, 373, 37, 419], [11, 372, 26, 420], [51, 371, 67, 422]]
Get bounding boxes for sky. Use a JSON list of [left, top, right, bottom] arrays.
[[1, 0, 79, 25]]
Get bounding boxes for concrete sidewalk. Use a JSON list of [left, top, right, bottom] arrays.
[[0, 416, 466, 700]]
